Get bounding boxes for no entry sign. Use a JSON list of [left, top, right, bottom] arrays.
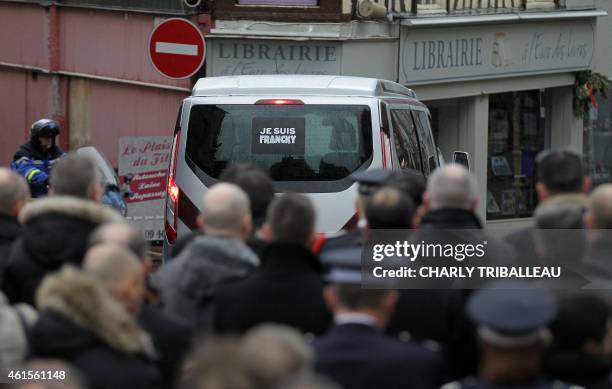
[[148, 18, 206, 79]]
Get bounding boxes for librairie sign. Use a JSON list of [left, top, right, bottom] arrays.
[[208, 39, 341, 76], [400, 21, 595, 85]]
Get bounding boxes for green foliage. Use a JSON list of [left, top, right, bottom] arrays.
[[573, 71, 611, 118]]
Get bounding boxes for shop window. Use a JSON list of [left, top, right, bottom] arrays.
[[390, 109, 422, 171], [487, 90, 547, 220], [583, 94, 612, 187]]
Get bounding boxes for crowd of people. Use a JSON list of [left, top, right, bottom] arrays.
[[0, 147, 610, 389]]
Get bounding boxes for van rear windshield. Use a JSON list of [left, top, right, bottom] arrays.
[[185, 104, 373, 189]]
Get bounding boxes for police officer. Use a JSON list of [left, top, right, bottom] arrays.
[[443, 283, 581, 389], [11, 119, 65, 197]]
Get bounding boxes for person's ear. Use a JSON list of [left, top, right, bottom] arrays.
[[412, 205, 425, 229], [259, 222, 273, 243], [241, 213, 253, 240], [584, 209, 594, 229], [11, 199, 26, 219], [306, 229, 316, 250], [536, 182, 549, 201], [88, 181, 103, 203], [582, 177, 593, 194], [584, 339, 605, 356], [470, 197, 478, 212], [196, 214, 204, 231], [355, 197, 364, 220], [381, 291, 399, 315], [143, 258, 154, 277], [422, 192, 432, 212], [323, 286, 338, 313]]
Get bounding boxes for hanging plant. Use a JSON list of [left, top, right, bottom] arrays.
[[573, 71, 611, 118]]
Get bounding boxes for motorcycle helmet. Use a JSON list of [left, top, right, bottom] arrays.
[[30, 119, 60, 139]]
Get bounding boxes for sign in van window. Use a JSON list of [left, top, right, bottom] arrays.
[[238, 0, 317, 5], [252, 117, 306, 155]]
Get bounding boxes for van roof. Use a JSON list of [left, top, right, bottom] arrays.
[[192, 75, 417, 99]]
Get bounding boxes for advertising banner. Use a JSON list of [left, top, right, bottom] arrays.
[[118, 136, 172, 241]]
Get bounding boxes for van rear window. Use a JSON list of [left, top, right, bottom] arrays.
[[185, 105, 373, 185]]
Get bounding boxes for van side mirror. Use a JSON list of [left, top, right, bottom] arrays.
[[452, 151, 470, 171]]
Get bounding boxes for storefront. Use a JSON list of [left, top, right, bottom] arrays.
[[584, 94, 612, 187], [204, 15, 603, 227], [398, 17, 601, 226]]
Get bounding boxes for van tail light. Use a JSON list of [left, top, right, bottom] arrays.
[[255, 99, 304, 105], [165, 130, 181, 244]]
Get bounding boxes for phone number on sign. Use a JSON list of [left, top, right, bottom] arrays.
[[4, 370, 66, 382]]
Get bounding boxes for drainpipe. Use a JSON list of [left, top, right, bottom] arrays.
[[46, 4, 68, 150]]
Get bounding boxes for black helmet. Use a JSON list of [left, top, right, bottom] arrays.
[[30, 119, 60, 139]]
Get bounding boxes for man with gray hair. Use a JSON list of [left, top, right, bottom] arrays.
[[406, 164, 514, 380], [421, 164, 479, 226], [0, 168, 30, 287], [152, 183, 259, 329]]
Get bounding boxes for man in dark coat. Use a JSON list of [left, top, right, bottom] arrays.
[[152, 183, 259, 330], [0, 169, 29, 289], [388, 165, 515, 381], [90, 222, 193, 389], [29, 261, 160, 389], [544, 293, 612, 389], [11, 118, 65, 198], [314, 278, 442, 389], [4, 154, 123, 305], [505, 149, 591, 264], [214, 193, 332, 336]]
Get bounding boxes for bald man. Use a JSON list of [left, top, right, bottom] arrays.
[[84, 244, 145, 316], [0, 168, 30, 289], [151, 183, 260, 329], [30, 246, 160, 389]]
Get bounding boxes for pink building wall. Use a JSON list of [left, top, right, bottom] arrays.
[[0, 2, 193, 167], [88, 81, 186, 166], [0, 71, 57, 165]]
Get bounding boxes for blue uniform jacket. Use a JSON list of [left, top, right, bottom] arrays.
[[11, 142, 64, 197]]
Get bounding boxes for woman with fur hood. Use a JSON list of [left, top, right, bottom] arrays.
[[28, 266, 161, 389]]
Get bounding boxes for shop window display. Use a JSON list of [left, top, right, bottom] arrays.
[[583, 95, 612, 187], [487, 91, 547, 220]]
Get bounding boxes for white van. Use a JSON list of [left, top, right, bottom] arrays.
[[164, 75, 443, 250]]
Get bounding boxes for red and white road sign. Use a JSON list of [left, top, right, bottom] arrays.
[[148, 18, 206, 79]]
